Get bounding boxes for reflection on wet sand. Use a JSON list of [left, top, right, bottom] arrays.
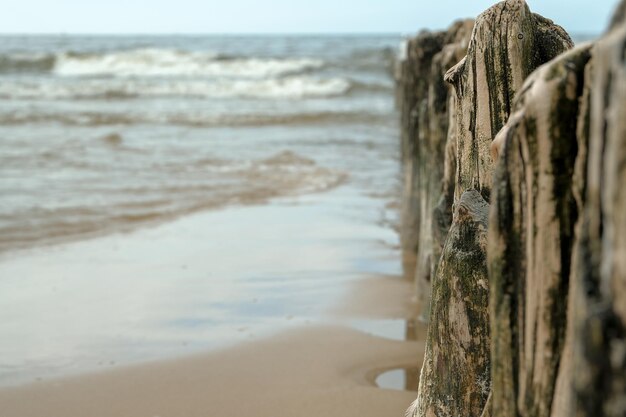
[[354, 316, 423, 392], [376, 366, 420, 392]]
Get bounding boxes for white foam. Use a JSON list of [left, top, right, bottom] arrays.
[[0, 76, 350, 100], [53, 48, 324, 79]]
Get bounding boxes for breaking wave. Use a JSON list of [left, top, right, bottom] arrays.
[[0, 52, 56, 73], [0, 47, 395, 101], [0, 48, 324, 78], [0, 76, 352, 99]]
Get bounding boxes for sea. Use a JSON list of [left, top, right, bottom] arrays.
[[0, 35, 400, 252], [0, 35, 405, 385]]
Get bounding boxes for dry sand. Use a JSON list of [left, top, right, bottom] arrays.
[[0, 276, 425, 417], [0, 326, 422, 417]]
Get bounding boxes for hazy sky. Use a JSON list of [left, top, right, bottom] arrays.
[[0, 0, 617, 34]]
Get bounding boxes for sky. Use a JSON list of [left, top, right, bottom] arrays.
[[0, 0, 617, 35]]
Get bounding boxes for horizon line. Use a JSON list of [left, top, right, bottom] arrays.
[[0, 29, 602, 37]]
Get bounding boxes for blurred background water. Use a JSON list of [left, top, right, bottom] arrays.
[[0, 35, 401, 253]]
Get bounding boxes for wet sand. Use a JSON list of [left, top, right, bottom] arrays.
[[0, 326, 422, 417], [331, 275, 421, 320], [0, 274, 424, 417], [0, 187, 425, 416], [0, 188, 403, 384]]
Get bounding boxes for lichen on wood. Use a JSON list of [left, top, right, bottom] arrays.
[[568, 10, 626, 416], [487, 44, 592, 417], [445, 0, 572, 201], [413, 190, 491, 417], [399, 1, 626, 416], [396, 21, 474, 316], [397, 30, 446, 280]]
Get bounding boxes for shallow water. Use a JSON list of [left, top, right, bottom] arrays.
[[0, 35, 400, 253]]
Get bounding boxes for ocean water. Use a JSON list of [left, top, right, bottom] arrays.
[[0, 35, 405, 385], [0, 35, 400, 253]]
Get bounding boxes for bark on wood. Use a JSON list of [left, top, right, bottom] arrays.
[[487, 44, 592, 417], [400, 1, 626, 416], [429, 20, 475, 314], [397, 30, 446, 279], [487, 3, 626, 416], [445, 0, 572, 201], [397, 21, 473, 316], [568, 9, 626, 416], [413, 190, 491, 417], [404, 2, 574, 416], [415, 20, 475, 317]]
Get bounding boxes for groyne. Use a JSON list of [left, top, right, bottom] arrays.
[[397, 1, 626, 416]]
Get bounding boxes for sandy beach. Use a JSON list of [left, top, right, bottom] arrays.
[[0, 33, 423, 416], [0, 186, 425, 416], [0, 325, 423, 417], [0, 250, 424, 417]]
